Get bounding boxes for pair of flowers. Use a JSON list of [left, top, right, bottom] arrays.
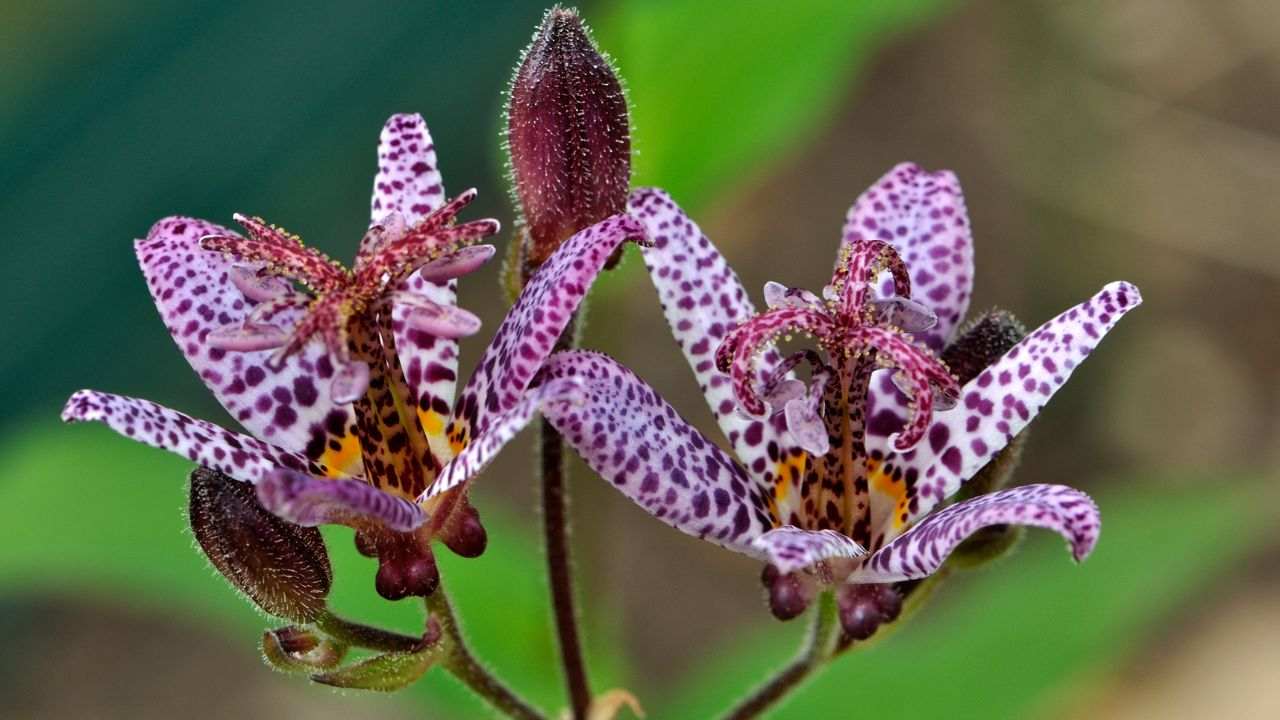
[[64, 113, 1139, 611]]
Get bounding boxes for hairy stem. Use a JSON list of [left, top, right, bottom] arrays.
[[315, 610, 424, 653], [540, 309, 592, 719], [722, 591, 840, 720], [427, 588, 547, 720]]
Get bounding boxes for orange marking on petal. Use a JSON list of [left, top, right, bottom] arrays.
[[321, 431, 363, 477]]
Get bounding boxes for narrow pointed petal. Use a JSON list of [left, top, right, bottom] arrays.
[[628, 188, 799, 482], [422, 377, 584, 500], [452, 214, 646, 439], [866, 282, 1141, 537], [258, 469, 426, 532], [62, 390, 342, 484], [852, 484, 1100, 583], [136, 217, 364, 476], [537, 351, 775, 554], [751, 526, 867, 575], [370, 113, 444, 227], [841, 163, 973, 348]]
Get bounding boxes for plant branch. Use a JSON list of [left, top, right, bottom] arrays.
[[539, 310, 593, 719], [426, 587, 548, 720], [314, 610, 424, 653], [722, 591, 839, 720]]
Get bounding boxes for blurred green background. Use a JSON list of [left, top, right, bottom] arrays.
[[2, 0, 1277, 717]]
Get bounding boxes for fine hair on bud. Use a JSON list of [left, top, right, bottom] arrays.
[[188, 467, 332, 622], [505, 5, 631, 271]]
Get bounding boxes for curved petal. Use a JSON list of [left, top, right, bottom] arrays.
[[751, 526, 867, 575], [841, 163, 973, 349], [258, 468, 425, 532], [538, 351, 775, 554], [865, 282, 1141, 540], [369, 113, 444, 227], [451, 214, 645, 441], [136, 217, 363, 475], [851, 484, 1100, 583], [422, 377, 584, 500], [62, 390, 343, 484], [628, 187, 798, 489]]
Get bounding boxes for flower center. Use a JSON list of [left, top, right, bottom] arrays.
[[716, 239, 958, 543]]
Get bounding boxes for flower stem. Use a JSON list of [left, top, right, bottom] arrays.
[[426, 587, 547, 720], [722, 591, 840, 720], [314, 610, 425, 653]]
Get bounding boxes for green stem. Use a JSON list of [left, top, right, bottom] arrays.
[[314, 610, 424, 653], [426, 588, 548, 720], [721, 592, 840, 720]]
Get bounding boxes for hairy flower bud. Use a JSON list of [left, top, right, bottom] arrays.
[[941, 309, 1026, 385], [506, 6, 631, 272], [188, 467, 332, 622]]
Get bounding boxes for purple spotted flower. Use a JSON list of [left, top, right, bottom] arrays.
[[538, 164, 1141, 622], [62, 113, 645, 599]]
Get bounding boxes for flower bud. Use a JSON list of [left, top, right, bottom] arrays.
[[506, 6, 631, 271], [837, 583, 902, 641], [941, 309, 1026, 385], [439, 502, 488, 558], [369, 530, 439, 601], [761, 564, 814, 621], [187, 467, 332, 622], [262, 626, 346, 673]]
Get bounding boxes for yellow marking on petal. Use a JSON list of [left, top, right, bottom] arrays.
[[418, 409, 445, 436], [770, 452, 808, 525], [867, 459, 908, 531], [322, 432, 363, 477]]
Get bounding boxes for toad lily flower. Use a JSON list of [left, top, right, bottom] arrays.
[[62, 113, 644, 599], [539, 164, 1140, 618]]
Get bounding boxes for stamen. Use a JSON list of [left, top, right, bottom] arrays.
[[848, 325, 958, 450], [331, 361, 371, 404], [763, 281, 822, 310], [784, 367, 831, 456], [228, 264, 292, 303], [830, 239, 911, 317], [417, 244, 496, 283], [207, 321, 290, 352], [871, 296, 937, 333], [717, 307, 835, 416], [393, 292, 482, 339]]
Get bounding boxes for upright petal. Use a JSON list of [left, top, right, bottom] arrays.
[[841, 163, 973, 349], [865, 282, 1141, 541], [368, 114, 467, 459], [538, 351, 775, 555], [852, 484, 1100, 583], [450, 214, 645, 442], [258, 469, 426, 532], [136, 218, 363, 476], [62, 390, 341, 484], [369, 113, 444, 226], [628, 188, 797, 486]]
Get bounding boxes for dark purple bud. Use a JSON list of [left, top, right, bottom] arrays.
[[762, 564, 814, 621], [370, 530, 439, 601], [837, 583, 903, 641], [439, 503, 488, 558], [941, 309, 1026, 385], [188, 467, 332, 623], [506, 6, 630, 271], [262, 626, 346, 672]]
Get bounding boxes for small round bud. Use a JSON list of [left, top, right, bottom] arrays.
[[373, 532, 440, 601], [761, 564, 813, 620], [188, 467, 332, 622], [837, 583, 903, 641], [440, 504, 488, 558]]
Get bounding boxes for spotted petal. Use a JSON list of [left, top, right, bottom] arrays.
[[423, 378, 584, 500], [62, 390, 341, 484], [136, 217, 363, 476], [865, 282, 1141, 539], [258, 469, 425, 532], [451, 214, 646, 442], [628, 188, 797, 491], [539, 351, 775, 554], [370, 113, 444, 227], [852, 484, 1100, 583], [751, 527, 867, 575], [841, 163, 973, 349]]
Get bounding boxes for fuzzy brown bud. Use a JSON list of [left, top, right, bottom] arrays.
[[188, 467, 332, 622], [941, 309, 1026, 385], [506, 6, 630, 271]]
